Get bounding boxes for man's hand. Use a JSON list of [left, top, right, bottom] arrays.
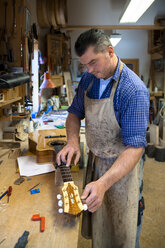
[[56, 141, 80, 166], [56, 113, 81, 166], [81, 180, 107, 213]]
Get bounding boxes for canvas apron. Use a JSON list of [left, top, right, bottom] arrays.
[[82, 62, 140, 248]]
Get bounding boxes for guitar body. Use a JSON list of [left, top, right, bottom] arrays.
[[29, 129, 66, 163]]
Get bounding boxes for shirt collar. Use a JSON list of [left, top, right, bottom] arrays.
[[111, 57, 121, 83]]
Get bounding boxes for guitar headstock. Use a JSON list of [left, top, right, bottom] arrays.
[[61, 182, 84, 215], [56, 161, 87, 215]]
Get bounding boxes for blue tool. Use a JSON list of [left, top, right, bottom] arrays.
[[30, 188, 40, 195], [45, 105, 53, 114], [0, 190, 8, 200], [0, 186, 12, 200]]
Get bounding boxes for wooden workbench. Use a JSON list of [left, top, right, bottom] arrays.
[[0, 152, 84, 247]]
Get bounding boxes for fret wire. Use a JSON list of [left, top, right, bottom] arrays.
[[62, 176, 72, 180], [61, 174, 72, 178], [59, 165, 73, 182], [61, 169, 70, 172], [61, 172, 72, 176], [60, 170, 71, 174], [61, 169, 71, 172], [64, 177, 72, 178]]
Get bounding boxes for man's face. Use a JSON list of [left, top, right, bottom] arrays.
[[79, 46, 114, 80]]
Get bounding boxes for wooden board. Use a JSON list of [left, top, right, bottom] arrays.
[[64, 72, 74, 106], [0, 156, 83, 247]]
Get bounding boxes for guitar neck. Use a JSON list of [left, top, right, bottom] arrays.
[[59, 163, 73, 183]]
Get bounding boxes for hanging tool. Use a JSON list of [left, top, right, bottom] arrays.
[[0, 186, 12, 201], [1, 2, 14, 62], [12, 0, 17, 36]]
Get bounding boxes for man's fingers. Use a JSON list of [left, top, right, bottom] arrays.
[[56, 147, 69, 165], [88, 204, 98, 213], [61, 152, 67, 164], [85, 193, 97, 206], [66, 150, 74, 167], [56, 152, 62, 165], [74, 151, 81, 166], [81, 185, 91, 200], [56, 144, 80, 167]]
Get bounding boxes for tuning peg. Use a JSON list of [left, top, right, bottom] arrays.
[[57, 194, 62, 200], [83, 204, 88, 211], [58, 200, 63, 207], [58, 208, 63, 214]]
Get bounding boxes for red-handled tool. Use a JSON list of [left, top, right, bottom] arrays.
[[32, 214, 45, 232], [7, 186, 12, 203], [40, 217, 45, 232], [32, 214, 40, 221]]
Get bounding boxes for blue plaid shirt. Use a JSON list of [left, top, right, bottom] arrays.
[[68, 59, 149, 147]]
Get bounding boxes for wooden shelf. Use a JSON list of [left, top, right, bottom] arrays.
[[0, 97, 22, 108], [12, 113, 29, 120], [0, 115, 12, 121], [151, 53, 163, 60], [150, 91, 164, 97]]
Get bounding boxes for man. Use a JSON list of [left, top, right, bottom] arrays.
[[57, 29, 149, 248]]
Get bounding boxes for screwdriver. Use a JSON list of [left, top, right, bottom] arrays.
[[0, 186, 11, 200], [7, 186, 12, 203]]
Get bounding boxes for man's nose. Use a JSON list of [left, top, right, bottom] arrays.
[[87, 65, 93, 74]]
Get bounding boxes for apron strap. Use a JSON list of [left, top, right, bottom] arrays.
[[110, 61, 123, 99], [86, 79, 94, 95]]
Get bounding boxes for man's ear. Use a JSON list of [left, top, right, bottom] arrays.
[[107, 46, 114, 57]]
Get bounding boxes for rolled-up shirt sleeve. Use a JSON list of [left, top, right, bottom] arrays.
[[121, 89, 149, 147]]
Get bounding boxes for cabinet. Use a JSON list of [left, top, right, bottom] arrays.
[[47, 34, 70, 87], [0, 84, 26, 121]]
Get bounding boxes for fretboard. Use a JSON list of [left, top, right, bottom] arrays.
[[59, 162, 73, 183], [53, 144, 73, 183]]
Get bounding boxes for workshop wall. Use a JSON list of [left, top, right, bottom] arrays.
[[67, 0, 165, 26], [67, 0, 165, 84], [114, 30, 150, 85]]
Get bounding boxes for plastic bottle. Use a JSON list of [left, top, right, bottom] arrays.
[[17, 102, 21, 113]]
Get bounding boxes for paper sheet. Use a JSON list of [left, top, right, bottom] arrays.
[[17, 155, 55, 177]]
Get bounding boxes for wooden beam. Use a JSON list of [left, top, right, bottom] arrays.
[[63, 25, 165, 31]]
